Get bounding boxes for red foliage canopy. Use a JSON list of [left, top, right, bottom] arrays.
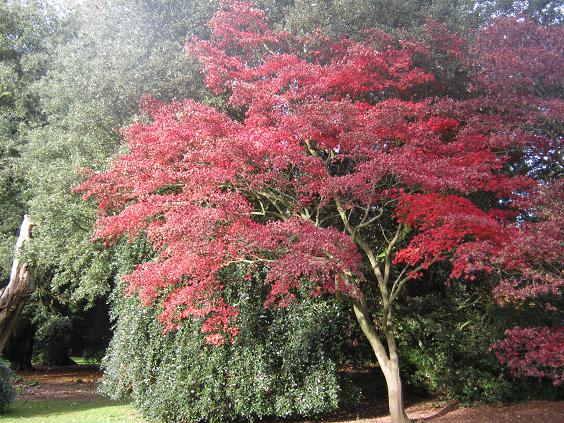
[[77, 1, 563, 379]]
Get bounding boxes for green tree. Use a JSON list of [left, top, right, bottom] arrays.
[[0, 0, 64, 283], [0, 0, 68, 355], [277, 0, 479, 37], [476, 0, 564, 24]]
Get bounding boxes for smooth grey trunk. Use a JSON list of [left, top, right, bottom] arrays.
[[0, 215, 35, 353], [383, 358, 411, 423], [353, 299, 412, 423]]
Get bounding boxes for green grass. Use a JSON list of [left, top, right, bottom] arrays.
[[69, 356, 100, 366], [1, 399, 146, 422]]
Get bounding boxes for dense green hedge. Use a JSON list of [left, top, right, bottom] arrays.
[[0, 359, 15, 412], [102, 284, 352, 422], [101, 240, 354, 422]]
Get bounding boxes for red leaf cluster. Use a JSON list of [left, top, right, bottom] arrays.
[[492, 326, 564, 385]]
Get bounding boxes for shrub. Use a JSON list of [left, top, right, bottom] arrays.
[[397, 281, 564, 403], [102, 283, 350, 422], [101, 240, 353, 422], [0, 359, 15, 412], [32, 313, 74, 366]]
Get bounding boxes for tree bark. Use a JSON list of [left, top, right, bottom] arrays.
[[382, 356, 411, 423], [352, 299, 412, 423], [0, 215, 35, 353]]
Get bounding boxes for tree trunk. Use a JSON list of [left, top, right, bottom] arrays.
[[3, 316, 35, 370], [352, 299, 412, 423], [382, 358, 411, 423], [0, 215, 35, 353]]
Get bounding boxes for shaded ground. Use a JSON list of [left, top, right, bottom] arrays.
[[298, 400, 564, 423], [14, 367, 564, 422], [15, 365, 103, 401]]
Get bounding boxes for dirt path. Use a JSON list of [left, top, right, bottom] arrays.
[[15, 367, 564, 422]]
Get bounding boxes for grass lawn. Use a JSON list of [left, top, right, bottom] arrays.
[[2, 399, 146, 422], [69, 356, 101, 366]]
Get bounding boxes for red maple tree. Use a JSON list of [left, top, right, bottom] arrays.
[[77, 3, 563, 421]]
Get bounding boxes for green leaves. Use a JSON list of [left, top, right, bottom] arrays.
[[102, 273, 348, 422], [0, 358, 15, 412], [0, 0, 61, 283]]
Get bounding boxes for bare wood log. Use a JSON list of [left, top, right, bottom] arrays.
[[0, 215, 35, 353]]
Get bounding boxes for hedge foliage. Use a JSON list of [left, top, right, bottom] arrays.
[[397, 278, 563, 403], [101, 239, 354, 422], [0, 359, 15, 412]]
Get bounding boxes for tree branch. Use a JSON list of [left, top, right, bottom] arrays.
[[335, 196, 388, 299]]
